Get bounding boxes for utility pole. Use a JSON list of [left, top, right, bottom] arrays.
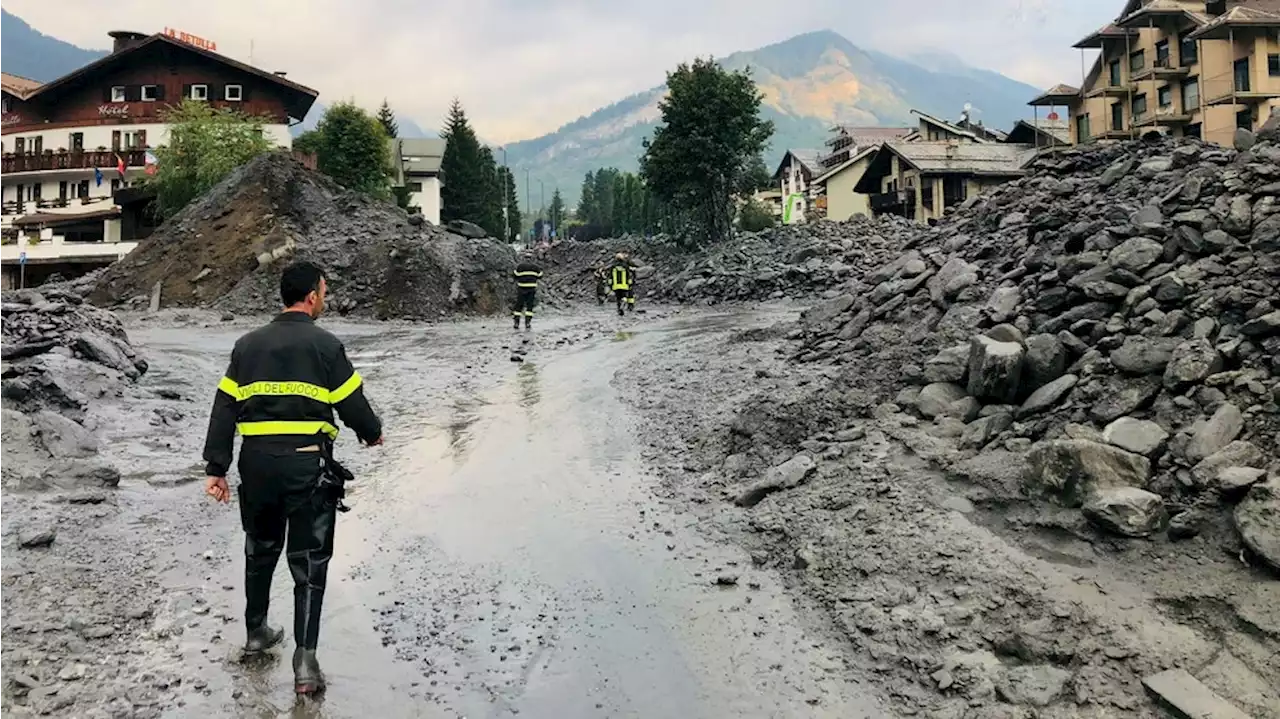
[[525, 169, 531, 247], [499, 146, 509, 242]]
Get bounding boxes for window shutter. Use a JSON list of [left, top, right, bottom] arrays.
[[155, 84, 166, 101], [103, 86, 112, 102], [213, 84, 223, 101], [182, 84, 192, 100], [59, 181, 67, 200], [238, 84, 249, 102], [137, 130, 147, 148], [126, 85, 139, 102], [112, 131, 121, 150]]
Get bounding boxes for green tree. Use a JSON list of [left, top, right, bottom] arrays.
[[577, 171, 596, 226], [146, 99, 273, 219], [499, 166, 521, 241], [476, 145, 504, 238], [439, 99, 490, 226], [548, 188, 566, 233], [292, 129, 322, 156], [738, 197, 776, 232], [746, 154, 773, 192], [314, 101, 393, 198], [640, 58, 773, 246], [376, 99, 399, 138]]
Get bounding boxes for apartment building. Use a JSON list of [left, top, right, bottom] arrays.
[[771, 149, 822, 224], [1038, 0, 1280, 147], [389, 138, 446, 226], [1, 29, 317, 288]]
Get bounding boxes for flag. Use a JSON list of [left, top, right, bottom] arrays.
[[94, 167, 103, 187], [116, 153, 126, 177], [144, 151, 158, 176]]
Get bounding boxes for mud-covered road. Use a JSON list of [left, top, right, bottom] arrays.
[[3, 307, 889, 719]]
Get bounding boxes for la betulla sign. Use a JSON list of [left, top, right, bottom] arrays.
[[163, 27, 216, 52]]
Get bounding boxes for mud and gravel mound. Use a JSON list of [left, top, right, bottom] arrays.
[[1, 286, 143, 491], [536, 215, 913, 305], [89, 152, 515, 320]]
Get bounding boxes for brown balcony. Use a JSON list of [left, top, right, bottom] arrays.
[[1205, 89, 1280, 107], [1086, 83, 1132, 98], [1136, 108, 1193, 127], [1132, 55, 1190, 82], [870, 188, 915, 213], [1, 149, 148, 174]]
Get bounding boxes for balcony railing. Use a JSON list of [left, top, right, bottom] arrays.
[[1, 149, 148, 174], [870, 188, 915, 213]]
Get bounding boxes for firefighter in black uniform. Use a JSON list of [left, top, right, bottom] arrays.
[[609, 251, 636, 316], [512, 253, 543, 330], [203, 261, 382, 696]]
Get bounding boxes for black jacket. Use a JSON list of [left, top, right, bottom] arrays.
[[203, 312, 382, 477], [610, 260, 636, 290], [514, 261, 543, 290]]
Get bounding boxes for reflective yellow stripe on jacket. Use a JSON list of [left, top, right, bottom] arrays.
[[218, 373, 364, 405], [514, 270, 542, 289], [236, 420, 339, 439]]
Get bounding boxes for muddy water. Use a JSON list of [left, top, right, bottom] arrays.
[[128, 311, 884, 718]]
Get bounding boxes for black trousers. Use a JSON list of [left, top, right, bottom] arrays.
[[238, 441, 336, 650], [513, 289, 536, 324], [614, 288, 634, 315]]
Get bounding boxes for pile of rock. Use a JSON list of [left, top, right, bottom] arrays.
[[1, 286, 141, 491], [536, 215, 914, 305], [795, 124, 1280, 569], [89, 152, 516, 320]]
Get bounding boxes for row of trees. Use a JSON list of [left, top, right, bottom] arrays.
[[439, 101, 519, 241], [569, 168, 673, 241]]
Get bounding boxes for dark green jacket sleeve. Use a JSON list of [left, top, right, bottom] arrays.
[[329, 343, 382, 444], [203, 344, 242, 477]]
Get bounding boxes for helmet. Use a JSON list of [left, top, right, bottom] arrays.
[[615, 252, 625, 260]]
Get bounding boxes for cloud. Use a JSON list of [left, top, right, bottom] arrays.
[[5, 0, 1118, 142]]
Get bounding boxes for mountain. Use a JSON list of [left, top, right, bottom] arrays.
[[1, 9, 107, 81], [292, 103, 433, 139], [506, 30, 1042, 208]]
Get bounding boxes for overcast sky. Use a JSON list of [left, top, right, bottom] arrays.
[[7, 0, 1117, 142]]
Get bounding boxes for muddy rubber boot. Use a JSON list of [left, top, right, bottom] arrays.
[[244, 623, 285, 654], [524, 316, 532, 330], [513, 315, 521, 330], [292, 647, 326, 695]]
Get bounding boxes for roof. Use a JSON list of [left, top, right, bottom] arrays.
[[16, 33, 318, 121], [1073, 22, 1139, 48], [1006, 118, 1071, 145], [825, 126, 914, 147], [772, 149, 823, 180], [888, 141, 1037, 175], [1117, 0, 1212, 27], [394, 138, 446, 174], [1, 72, 43, 99], [813, 146, 878, 184], [1189, 1, 1280, 38], [1029, 83, 1081, 106]]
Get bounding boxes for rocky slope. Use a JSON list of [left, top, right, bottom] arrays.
[[90, 152, 515, 321]]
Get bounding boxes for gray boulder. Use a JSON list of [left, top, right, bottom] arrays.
[[929, 257, 979, 304], [986, 286, 1020, 323], [32, 410, 99, 458], [1083, 487, 1166, 538], [74, 332, 141, 379], [916, 383, 969, 419], [446, 219, 488, 238], [959, 413, 1013, 450], [1233, 476, 1280, 572], [1240, 310, 1280, 337], [1191, 440, 1264, 488], [1185, 403, 1243, 463], [734, 454, 816, 508], [1110, 336, 1181, 375], [1102, 417, 1168, 457], [1018, 374, 1078, 418], [967, 335, 1024, 403], [1108, 237, 1164, 274], [923, 344, 970, 384], [1090, 376, 1163, 423], [802, 294, 855, 327], [1025, 439, 1151, 507], [1163, 339, 1223, 390], [1023, 334, 1067, 391], [41, 459, 121, 490], [1217, 467, 1267, 497]]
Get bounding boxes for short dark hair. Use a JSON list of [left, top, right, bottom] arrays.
[[280, 261, 326, 306]]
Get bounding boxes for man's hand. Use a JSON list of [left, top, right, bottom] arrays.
[[364, 435, 384, 447], [205, 476, 230, 503]]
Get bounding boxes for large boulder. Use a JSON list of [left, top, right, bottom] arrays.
[[41, 459, 121, 490], [1018, 374, 1078, 418], [734, 454, 816, 508], [1090, 376, 1162, 423], [1110, 336, 1181, 375], [1083, 487, 1166, 538], [923, 344, 970, 384], [967, 335, 1024, 403], [1108, 237, 1164, 274], [1022, 334, 1067, 391], [1163, 339, 1223, 390], [1185, 403, 1243, 463], [31, 410, 99, 458], [1102, 417, 1168, 457], [1191, 440, 1265, 488], [1234, 476, 1280, 572], [959, 412, 1013, 450], [916, 382, 969, 419], [1025, 439, 1151, 507]]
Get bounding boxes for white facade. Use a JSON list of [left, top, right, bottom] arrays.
[[779, 155, 813, 224], [1, 123, 291, 157], [407, 176, 442, 226]]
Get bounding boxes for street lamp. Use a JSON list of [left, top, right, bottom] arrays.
[[499, 146, 509, 242]]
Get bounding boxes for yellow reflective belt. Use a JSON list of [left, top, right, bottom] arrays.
[[514, 271, 541, 278], [517, 282, 538, 288], [329, 371, 363, 403], [237, 420, 339, 439], [233, 380, 330, 403]]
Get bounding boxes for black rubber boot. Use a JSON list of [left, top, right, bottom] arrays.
[[513, 315, 521, 330], [293, 647, 326, 695], [524, 316, 532, 330], [244, 623, 285, 654]]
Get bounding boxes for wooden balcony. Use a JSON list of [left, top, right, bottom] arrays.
[[1135, 108, 1193, 127], [1, 149, 148, 174], [1086, 83, 1132, 98], [870, 188, 915, 213], [1132, 56, 1190, 82], [1205, 88, 1280, 107]]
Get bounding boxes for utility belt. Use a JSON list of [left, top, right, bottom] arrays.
[[317, 439, 354, 513]]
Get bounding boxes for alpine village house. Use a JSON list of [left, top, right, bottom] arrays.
[[1, 29, 318, 288]]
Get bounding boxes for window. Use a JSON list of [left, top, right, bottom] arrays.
[[1076, 113, 1091, 142], [1109, 59, 1122, 86], [111, 85, 126, 102], [111, 130, 121, 151], [1132, 93, 1148, 121], [1182, 77, 1200, 110], [1158, 85, 1173, 109], [1155, 40, 1170, 68], [1180, 35, 1198, 66], [1185, 123, 1201, 140], [1269, 54, 1280, 77], [59, 181, 68, 200], [77, 180, 89, 199], [14, 137, 24, 154], [31, 183, 41, 200], [942, 176, 967, 206], [1111, 102, 1125, 131], [407, 181, 423, 192], [921, 179, 934, 212], [1130, 49, 1145, 73], [32, 136, 42, 154], [189, 84, 209, 101], [69, 132, 84, 151], [1237, 107, 1254, 130], [1234, 58, 1251, 92], [124, 130, 147, 149], [141, 84, 158, 101], [224, 84, 243, 101], [1, 96, 9, 113]]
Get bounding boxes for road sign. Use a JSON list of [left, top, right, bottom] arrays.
[[19, 251, 27, 265]]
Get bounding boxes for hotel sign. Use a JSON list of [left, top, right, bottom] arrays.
[[2, 114, 21, 127], [163, 27, 217, 52], [99, 104, 130, 117]]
